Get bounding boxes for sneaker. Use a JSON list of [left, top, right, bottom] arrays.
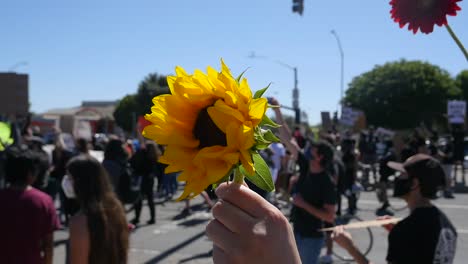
[[181, 208, 192, 215], [376, 207, 394, 217], [444, 191, 455, 199], [320, 254, 333, 263]]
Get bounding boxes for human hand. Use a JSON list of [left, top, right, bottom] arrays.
[[377, 216, 395, 232], [292, 194, 307, 209], [331, 225, 355, 252], [206, 182, 301, 264], [268, 97, 279, 106]]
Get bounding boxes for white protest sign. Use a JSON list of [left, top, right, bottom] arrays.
[[447, 100, 466, 124], [73, 119, 93, 141], [340, 106, 359, 126]]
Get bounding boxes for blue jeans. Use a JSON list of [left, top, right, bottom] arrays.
[[294, 232, 324, 264]]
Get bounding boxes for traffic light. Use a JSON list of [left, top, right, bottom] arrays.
[[295, 108, 301, 124], [292, 0, 304, 16]]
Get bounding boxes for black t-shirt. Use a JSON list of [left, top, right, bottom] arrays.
[[387, 206, 457, 264], [291, 153, 337, 238]]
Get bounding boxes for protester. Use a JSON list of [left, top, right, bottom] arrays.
[[50, 133, 74, 224], [439, 137, 456, 199], [102, 138, 129, 194], [332, 154, 458, 264], [375, 139, 397, 216], [340, 131, 358, 215], [0, 146, 60, 264], [66, 155, 129, 263], [130, 141, 160, 225], [271, 98, 336, 264]]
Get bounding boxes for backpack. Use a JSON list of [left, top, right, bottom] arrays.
[[117, 163, 141, 204]]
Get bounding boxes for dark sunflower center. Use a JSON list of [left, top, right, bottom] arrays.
[[193, 107, 227, 149]]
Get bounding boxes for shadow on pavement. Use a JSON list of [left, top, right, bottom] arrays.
[[53, 238, 68, 248], [178, 250, 213, 263], [143, 231, 206, 264], [177, 218, 209, 227]]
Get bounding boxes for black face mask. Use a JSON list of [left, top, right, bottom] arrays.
[[393, 177, 413, 197]]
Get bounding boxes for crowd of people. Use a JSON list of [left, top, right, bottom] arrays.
[[0, 118, 204, 263], [207, 98, 458, 264], [0, 102, 462, 263]]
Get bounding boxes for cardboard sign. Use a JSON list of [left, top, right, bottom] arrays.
[[320, 218, 402, 232], [321, 112, 332, 130], [340, 106, 360, 126], [447, 100, 466, 124]]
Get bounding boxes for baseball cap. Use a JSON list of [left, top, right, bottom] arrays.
[[388, 154, 445, 197]]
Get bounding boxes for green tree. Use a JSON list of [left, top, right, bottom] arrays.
[[343, 60, 459, 129], [456, 70, 468, 102], [135, 73, 169, 116], [113, 94, 138, 132], [114, 73, 169, 132]]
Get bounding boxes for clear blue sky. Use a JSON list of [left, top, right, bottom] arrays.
[[2, 0, 467, 124]]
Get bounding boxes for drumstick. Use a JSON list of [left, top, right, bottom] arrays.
[[319, 218, 402, 232]]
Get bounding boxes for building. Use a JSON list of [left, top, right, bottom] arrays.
[[0, 72, 29, 118], [38, 100, 120, 139]]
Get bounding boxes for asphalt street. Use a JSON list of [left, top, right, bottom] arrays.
[[53, 183, 468, 264]]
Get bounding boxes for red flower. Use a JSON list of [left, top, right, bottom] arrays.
[[390, 0, 462, 34]]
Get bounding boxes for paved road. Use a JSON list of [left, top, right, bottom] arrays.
[[53, 188, 468, 264]]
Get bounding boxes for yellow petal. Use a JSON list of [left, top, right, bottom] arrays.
[[240, 149, 255, 176], [207, 101, 243, 133], [175, 66, 189, 77], [249, 98, 268, 126], [143, 124, 199, 148], [220, 59, 233, 78], [237, 78, 253, 103], [160, 145, 198, 172]]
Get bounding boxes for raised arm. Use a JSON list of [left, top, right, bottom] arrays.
[[270, 98, 299, 159]]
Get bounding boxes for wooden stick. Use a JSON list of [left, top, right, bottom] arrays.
[[320, 218, 402, 232]]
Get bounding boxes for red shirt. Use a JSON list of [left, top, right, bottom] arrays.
[[0, 187, 60, 264]]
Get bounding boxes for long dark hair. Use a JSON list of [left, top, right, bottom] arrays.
[[67, 155, 129, 264]]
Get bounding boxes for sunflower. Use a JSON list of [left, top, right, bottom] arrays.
[[390, 0, 462, 34], [143, 60, 270, 199]]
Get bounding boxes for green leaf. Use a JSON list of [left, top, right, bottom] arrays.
[[263, 129, 280, 143], [253, 83, 271, 99], [240, 153, 275, 192], [254, 143, 270, 150], [259, 115, 281, 128], [236, 68, 249, 84]]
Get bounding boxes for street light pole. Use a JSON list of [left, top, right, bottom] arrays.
[[249, 52, 301, 123], [331, 30, 344, 105]]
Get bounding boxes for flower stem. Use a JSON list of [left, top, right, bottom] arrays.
[[233, 167, 244, 184], [445, 24, 468, 62]]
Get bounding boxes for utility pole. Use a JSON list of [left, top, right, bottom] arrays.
[[248, 52, 301, 124], [331, 30, 344, 105]]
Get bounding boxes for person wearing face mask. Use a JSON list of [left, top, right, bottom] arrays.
[[290, 140, 337, 264], [332, 154, 458, 264]]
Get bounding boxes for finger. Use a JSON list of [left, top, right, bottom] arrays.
[[215, 182, 274, 218], [212, 245, 228, 264], [212, 199, 256, 234], [205, 219, 237, 252]]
